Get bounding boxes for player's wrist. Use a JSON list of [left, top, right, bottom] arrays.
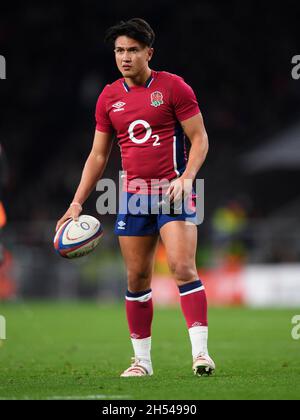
[[181, 173, 195, 183], [70, 202, 83, 211]]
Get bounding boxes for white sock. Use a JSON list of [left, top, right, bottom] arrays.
[[131, 337, 152, 371], [188, 326, 208, 359]]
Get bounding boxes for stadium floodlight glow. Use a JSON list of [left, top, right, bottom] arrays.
[[0, 315, 6, 340], [0, 55, 6, 80]]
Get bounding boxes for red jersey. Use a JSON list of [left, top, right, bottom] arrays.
[[95, 70, 200, 193]]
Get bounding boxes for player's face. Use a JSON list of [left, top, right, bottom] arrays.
[[114, 36, 153, 79]]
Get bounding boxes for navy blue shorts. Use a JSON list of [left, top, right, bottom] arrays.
[[115, 192, 198, 236]]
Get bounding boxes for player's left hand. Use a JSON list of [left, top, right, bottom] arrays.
[[166, 176, 193, 204]]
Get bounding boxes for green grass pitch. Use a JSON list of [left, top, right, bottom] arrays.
[[0, 302, 299, 400]]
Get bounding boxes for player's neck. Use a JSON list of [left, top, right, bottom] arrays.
[[124, 68, 152, 87]]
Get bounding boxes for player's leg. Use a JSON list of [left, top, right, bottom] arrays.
[[119, 235, 159, 376], [160, 221, 215, 375]]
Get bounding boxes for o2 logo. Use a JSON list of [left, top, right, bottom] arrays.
[[128, 119, 160, 146], [291, 55, 300, 80], [291, 315, 300, 340]]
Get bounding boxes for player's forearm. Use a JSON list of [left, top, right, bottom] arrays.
[[183, 133, 209, 181], [72, 153, 108, 205]]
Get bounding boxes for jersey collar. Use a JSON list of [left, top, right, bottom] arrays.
[[122, 71, 155, 92]]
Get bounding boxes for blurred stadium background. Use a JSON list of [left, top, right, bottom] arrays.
[[1, 2, 300, 307], [1, 1, 300, 401]]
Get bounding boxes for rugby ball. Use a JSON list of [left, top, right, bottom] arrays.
[[54, 215, 103, 258]]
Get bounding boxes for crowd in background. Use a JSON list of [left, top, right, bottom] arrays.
[[0, 1, 300, 275]]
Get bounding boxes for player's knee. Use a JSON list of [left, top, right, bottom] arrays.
[[127, 269, 152, 292], [169, 262, 197, 283]]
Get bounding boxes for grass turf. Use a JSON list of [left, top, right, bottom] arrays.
[[0, 302, 299, 400]]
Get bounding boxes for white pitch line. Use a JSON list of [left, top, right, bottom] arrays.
[[0, 394, 132, 401], [48, 394, 132, 400]]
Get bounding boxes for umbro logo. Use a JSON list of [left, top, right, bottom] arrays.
[[118, 221, 126, 230], [113, 101, 125, 108], [112, 101, 126, 112]]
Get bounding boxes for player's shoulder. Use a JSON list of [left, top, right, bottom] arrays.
[[158, 71, 186, 85], [96, 79, 125, 104], [102, 77, 126, 93], [157, 72, 195, 99]]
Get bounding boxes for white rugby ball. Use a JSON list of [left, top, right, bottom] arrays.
[[54, 215, 103, 258]]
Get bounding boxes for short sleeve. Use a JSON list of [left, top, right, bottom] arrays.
[[172, 76, 200, 122], [95, 85, 113, 133]]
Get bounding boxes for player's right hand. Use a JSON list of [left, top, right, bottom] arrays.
[[55, 203, 82, 232]]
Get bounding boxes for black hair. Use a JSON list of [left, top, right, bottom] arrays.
[[104, 18, 155, 48]]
